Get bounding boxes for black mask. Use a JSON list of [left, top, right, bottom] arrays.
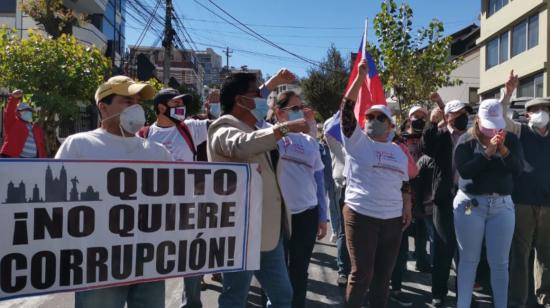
[[411, 119, 426, 133], [453, 113, 469, 131]]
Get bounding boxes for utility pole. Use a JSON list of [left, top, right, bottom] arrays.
[[224, 47, 233, 69], [162, 0, 174, 85]]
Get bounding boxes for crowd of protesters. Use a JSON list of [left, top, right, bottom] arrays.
[[2, 56, 550, 308]]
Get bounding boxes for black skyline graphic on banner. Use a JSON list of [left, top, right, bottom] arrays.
[[4, 165, 100, 204]]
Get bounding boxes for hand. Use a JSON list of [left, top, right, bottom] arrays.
[[402, 202, 412, 231], [304, 107, 315, 122], [266, 68, 296, 91], [11, 89, 23, 99], [505, 70, 519, 97], [430, 92, 443, 104], [207, 90, 220, 103], [317, 222, 327, 240], [430, 107, 444, 124], [495, 131, 509, 155], [485, 138, 498, 157], [286, 118, 309, 134]]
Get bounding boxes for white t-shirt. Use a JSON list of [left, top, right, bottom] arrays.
[[342, 126, 408, 219], [55, 128, 172, 161], [146, 119, 208, 162], [277, 133, 324, 214]]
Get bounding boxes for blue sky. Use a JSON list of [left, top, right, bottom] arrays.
[[125, 0, 480, 78]]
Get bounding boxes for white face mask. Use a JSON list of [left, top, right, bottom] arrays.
[[169, 106, 186, 121], [103, 104, 146, 136], [529, 110, 550, 129]]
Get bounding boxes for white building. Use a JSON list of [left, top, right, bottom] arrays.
[[0, 0, 126, 66]]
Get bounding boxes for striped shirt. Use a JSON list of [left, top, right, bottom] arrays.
[[20, 124, 37, 158]]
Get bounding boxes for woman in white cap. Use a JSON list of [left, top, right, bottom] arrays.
[[453, 99, 524, 308], [340, 60, 412, 308]]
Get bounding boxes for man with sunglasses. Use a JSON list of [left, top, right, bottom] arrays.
[[501, 72, 550, 308], [208, 70, 309, 308], [422, 92, 473, 307], [340, 60, 412, 308]]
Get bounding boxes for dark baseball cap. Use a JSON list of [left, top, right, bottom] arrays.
[[153, 88, 192, 105]]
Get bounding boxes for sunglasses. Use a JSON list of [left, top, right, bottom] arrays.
[[366, 114, 388, 122], [282, 105, 305, 112]]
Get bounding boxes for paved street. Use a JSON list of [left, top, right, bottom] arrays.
[[0, 236, 494, 308]]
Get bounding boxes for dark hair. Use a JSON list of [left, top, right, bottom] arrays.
[[96, 94, 115, 119], [276, 91, 298, 109], [220, 73, 257, 114]]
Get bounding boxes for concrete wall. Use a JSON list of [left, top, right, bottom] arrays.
[[439, 49, 481, 104]]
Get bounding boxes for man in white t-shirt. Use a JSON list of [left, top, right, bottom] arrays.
[[137, 88, 210, 307], [138, 88, 209, 162], [339, 60, 412, 308], [55, 76, 172, 308]]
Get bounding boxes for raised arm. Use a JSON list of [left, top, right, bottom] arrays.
[[3, 90, 23, 134], [340, 60, 367, 138], [500, 70, 522, 136]]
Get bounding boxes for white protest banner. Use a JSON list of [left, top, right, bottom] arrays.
[[0, 159, 262, 301]]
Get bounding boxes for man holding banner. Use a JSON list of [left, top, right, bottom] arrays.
[[208, 71, 309, 307], [55, 75, 172, 308]]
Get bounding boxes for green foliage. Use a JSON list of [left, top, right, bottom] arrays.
[[301, 45, 349, 120], [373, 0, 462, 117], [21, 0, 85, 38], [0, 28, 111, 155]]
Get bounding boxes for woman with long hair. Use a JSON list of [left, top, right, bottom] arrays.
[[273, 90, 328, 308], [453, 99, 524, 307]]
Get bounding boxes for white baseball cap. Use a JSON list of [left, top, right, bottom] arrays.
[[444, 100, 473, 115], [478, 99, 505, 129], [408, 106, 429, 118], [366, 104, 393, 121]]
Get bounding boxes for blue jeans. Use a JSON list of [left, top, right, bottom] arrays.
[[327, 181, 340, 237], [218, 238, 292, 308], [181, 275, 203, 307], [75, 281, 164, 308], [453, 190, 515, 308]]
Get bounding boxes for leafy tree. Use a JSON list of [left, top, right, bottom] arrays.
[[0, 28, 111, 155], [21, 0, 85, 38], [373, 0, 462, 118], [301, 45, 349, 120]]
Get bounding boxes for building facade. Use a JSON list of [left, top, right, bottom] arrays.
[[0, 0, 126, 66], [196, 48, 223, 87], [478, 0, 549, 98], [439, 25, 482, 104]]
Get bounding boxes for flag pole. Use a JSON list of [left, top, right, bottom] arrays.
[[362, 18, 368, 57]]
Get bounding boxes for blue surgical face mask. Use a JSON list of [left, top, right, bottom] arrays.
[[209, 103, 221, 118], [288, 110, 304, 121], [19, 111, 33, 122], [251, 98, 269, 121]]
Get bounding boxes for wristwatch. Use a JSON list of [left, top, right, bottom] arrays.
[[278, 123, 289, 136]]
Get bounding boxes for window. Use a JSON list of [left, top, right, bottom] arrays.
[[0, 0, 16, 13], [488, 0, 508, 16], [486, 32, 508, 69], [512, 21, 527, 57], [512, 13, 539, 57], [499, 32, 508, 64], [518, 73, 544, 97], [528, 15, 539, 49], [469, 88, 480, 104]]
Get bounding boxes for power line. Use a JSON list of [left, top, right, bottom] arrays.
[[177, 17, 363, 30], [193, 0, 320, 67]]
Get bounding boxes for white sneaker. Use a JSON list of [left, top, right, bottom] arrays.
[[330, 234, 337, 243]]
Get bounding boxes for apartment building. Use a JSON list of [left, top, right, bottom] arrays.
[[478, 0, 549, 98]]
